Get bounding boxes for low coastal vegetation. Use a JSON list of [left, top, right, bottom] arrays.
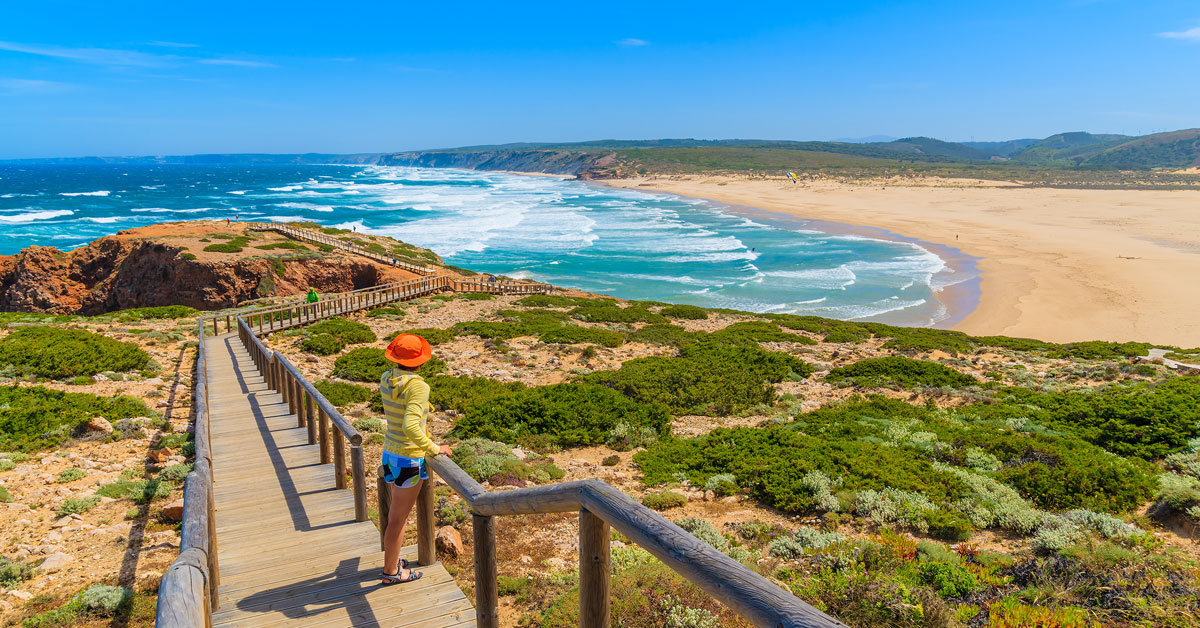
[[5, 279, 1199, 628], [254, 291, 1200, 627]]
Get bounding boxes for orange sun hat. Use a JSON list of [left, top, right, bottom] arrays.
[[384, 334, 432, 367]]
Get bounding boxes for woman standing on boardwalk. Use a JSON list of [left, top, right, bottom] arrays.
[[377, 333, 452, 585]]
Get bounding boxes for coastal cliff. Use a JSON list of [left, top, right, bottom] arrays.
[[0, 223, 422, 314], [378, 150, 611, 176]]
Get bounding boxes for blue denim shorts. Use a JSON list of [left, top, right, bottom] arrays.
[[381, 451, 428, 489]]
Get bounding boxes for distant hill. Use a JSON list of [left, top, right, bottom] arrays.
[[962, 138, 1040, 157], [6, 128, 1200, 173], [866, 137, 995, 161]]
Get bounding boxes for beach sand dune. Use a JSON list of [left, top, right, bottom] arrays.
[[609, 176, 1200, 347]]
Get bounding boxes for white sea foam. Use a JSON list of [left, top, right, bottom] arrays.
[[0, 210, 74, 223], [131, 207, 214, 214], [83, 216, 122, 224], [229, 190, 247, 195], [276, 202, 333, 212], [267, 185, 302, 192], [59, 190, 110, 197]]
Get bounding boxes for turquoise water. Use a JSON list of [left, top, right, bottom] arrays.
[[0, 164, 975, 325]]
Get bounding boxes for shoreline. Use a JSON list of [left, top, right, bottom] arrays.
[[603, 185, 983, 329], [602, 175, 1200, 347]]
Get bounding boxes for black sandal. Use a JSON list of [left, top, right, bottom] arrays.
[[380, 569, 423, 585]]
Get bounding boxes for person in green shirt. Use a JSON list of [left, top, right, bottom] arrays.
[[305, 287, 319, 303]]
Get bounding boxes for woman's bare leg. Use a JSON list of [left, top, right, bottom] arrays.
[[383, 479, 422, 576]]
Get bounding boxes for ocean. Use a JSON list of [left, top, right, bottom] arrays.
[[0, 164, 976, 325]]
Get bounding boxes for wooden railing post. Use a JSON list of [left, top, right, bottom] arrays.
[[351, 445, 367, 522], [474, 514, 499, 628], [333, 429, 347, 489], [377, 465, 391, 551], [305, 392, 318, 445], [416, 480, 436, 566], [579, 509, 611, 628], [318, 407, 331, 464]]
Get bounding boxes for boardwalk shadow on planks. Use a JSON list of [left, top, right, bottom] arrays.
[[217, 335, 349, 534], [234, 556, 386, 625]]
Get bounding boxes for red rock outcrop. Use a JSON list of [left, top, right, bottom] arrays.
[[0, 229, 414, 314]]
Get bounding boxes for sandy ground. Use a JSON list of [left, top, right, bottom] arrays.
[[606, 175, 1200, 347]]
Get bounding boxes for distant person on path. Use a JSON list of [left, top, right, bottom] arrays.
[[306, 287, 319, 303], [377, 334, 452, 585]]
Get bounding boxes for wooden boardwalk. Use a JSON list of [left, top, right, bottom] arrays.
[[204, 332, 473, 628]]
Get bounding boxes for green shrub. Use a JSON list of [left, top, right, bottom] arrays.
[[641, 490, 687, 511], [0, 459, 13, 472], [569, 303, 667, 324], [96, 478, 172, 503], [925, 509, 973, 541], [427, 375, 526, 415], [180, 252, 197, 261], [0, 556, 34, 587], [861, 323, 976, 353], [1001, 376, 1200, 460], [581, 342, 811, 415], [332, 348, 393, 382], [602, 455, 620, 466], [254, 241, 308, 251], [450, 437, 564, 485], [435, 499, 469, 527], [56, 468, 86, 483], [606, 420, 661, 451], [306, 317, 376, 344], [770, 315, 871, 343], [514, 294, 592, 308], [366, 306, 406, 318], [56, 496, 101, 516], [353, 417, 384, 433], [825, 356, 977, 389], [539, 326, 625, 348], [300, 333, 344, 356], [708, 321, 815, 346], [155, 433, 190, 451], [102, 305, 199, 321], [0, 486, 10, 502], [387, 327, 455, 345], [158, 463, 193, 483], [76, 584, 133, 616], [452, 383, 670, 449], [661, 304, 708, 320], [628, 324, 697, 347], [202, 236, 251, 253], [704, 473, 738, 496], [497, 575, 531, 597], [973, 335, 1058, 352], [0, 385, 153, 452], [917, 560, 980, 598], [313, 380, 373, 408], [458, 292, 495, 301], [767, 527, 847, 559], [0, 327, 151, 378], [1050, 341, 1155, 360]]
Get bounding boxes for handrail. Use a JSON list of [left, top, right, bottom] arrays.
[[245, 222, 437, 275], [156, 322, 218, 627], [414, 457, 846, 628]]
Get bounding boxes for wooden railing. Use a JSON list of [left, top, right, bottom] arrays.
[[238, 318, 370, 520], [386, 459, 845, 628], [245, 222, 437, 275], [156, 323, 218, 628]]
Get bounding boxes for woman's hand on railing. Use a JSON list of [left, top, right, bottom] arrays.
[[437, 444, 453, 457]]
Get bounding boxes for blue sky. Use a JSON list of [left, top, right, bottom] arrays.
[[1, 0, 1197, 158]]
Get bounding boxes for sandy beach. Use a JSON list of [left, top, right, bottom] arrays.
[[606, 175, 1200, 347]]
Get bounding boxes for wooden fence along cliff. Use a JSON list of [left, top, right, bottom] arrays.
[[155, 224, 845, 628]]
